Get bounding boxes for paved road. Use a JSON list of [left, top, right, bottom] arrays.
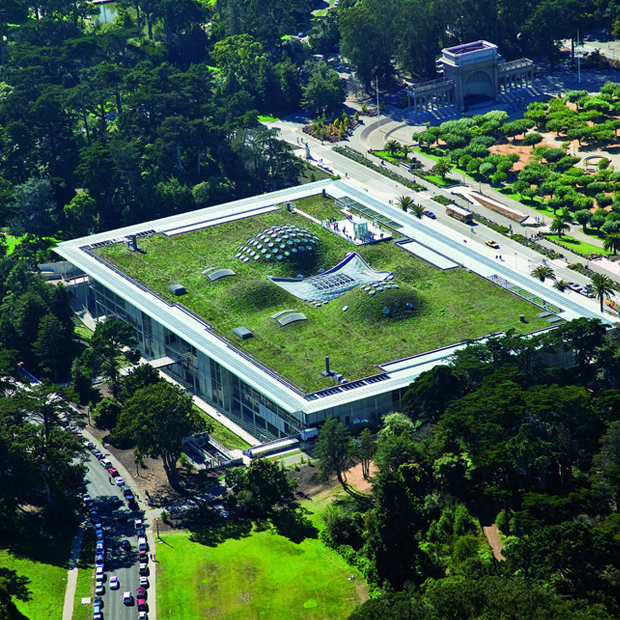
[[81, 444, 151, 620]]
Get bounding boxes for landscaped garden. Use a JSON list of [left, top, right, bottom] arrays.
[[414, 87, 620, 258], [156, 493, 367, 620], [95, 194, 551, 392]]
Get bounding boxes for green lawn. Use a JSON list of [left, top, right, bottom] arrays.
[[72, 531, 96, 620], [257, 115, 279, 123], [95, 195, 551, 392], [545, 234, 612, 256], [157, 501, 366, 619], [194, 406, 251, 451], [412, 146, 472, 180], [498, 189, 552, 214], [0, 530, 73, 620]]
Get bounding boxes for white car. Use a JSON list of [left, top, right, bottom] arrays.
[[115, 476, 124, 486], [123, 591, 132, 605], [96, 530, 104, 541], [138, 612, 148, 620], [134, 518, 144, 532], [95, 584, 105, 595], [138, 537, 147, 551], [139, 563, 148, 576], [139, 576, 149, 588], [109, 575, 119, 589], [96, 542, 104, 553]]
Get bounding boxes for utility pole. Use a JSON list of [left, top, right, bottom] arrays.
[[376, 76, 379, 112]]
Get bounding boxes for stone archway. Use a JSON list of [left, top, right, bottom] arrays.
[[463, 70, 494, 105]]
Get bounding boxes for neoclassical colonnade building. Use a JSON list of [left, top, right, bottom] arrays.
[[407, 40, 535, 113]]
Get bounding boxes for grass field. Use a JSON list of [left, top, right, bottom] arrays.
[[545, 234, 612, 256], [95, 195, 550, 392], [0, 530, 73, 620], [157, 495, 366, 620]]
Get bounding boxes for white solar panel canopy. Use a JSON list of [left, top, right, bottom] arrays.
[[269, 252, 391, 302]]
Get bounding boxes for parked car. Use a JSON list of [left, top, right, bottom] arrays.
[[137, 586, 147, 599], [96, 529, 104, 541], [114, 476, 125, 486], [121, 485, 132, 497], [92, 449, 103, 459], [134, 518, 144, 532], [138, 537, 147, 551], [108, 467, 118, 477], [96, 542, 104, 554], [139, 550, 148, 562], [121, 540, 131, 551], [95, 584, 105, 595], [139, 576, 149, 588], [137, 598, 147, 611], [139, 563, 148, 576], [110, 496, 123, 508], [138, 612, 148, 620], [95, 554, 105, 566], [423, 210, 436, 219]]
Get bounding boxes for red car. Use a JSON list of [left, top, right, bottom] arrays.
[[108, 467, 119, 477], [139, 550, 148, 562], [137, 598, 147, 611], [137, 586, 147, 599]]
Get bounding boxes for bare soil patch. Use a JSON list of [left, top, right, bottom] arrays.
[[488, 138, 557, 171]]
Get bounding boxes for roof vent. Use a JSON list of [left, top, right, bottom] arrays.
[[169, 284, 186, 296]]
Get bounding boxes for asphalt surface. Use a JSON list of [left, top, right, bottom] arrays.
[[83, 448, 150, 620]]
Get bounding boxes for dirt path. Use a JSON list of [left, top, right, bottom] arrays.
[[482, 524, 505, 561]]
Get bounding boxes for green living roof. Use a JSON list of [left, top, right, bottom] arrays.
[[93, 194, 550, 392]]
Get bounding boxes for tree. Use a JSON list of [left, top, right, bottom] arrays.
[[8, 177, 56, 236], [396, 195, 413, 211], [550, 215, 570, 238], [314, 418, 354, 490], [530, 265, 556, 282], [33, 314, 72, 380], [574, 209, 592, 232], [590, 273, 616, 313], [553, 279, 571, 292], [92, 397, 123, 430], [357, 428, 376, 479], [604, 233, 620, 256], [380, 412, 414, 438], [301, 62, 345, 114], [118, 363, 163, 403], [402, 365, 462, 423], [226, 458, 293, 515], [63, 190, 98, 238], [522, 132, 543, 147], [385, 140, 400, 157], [411, 203, 425, 219], [375, 433, 416, 473], [91, 320, 140, 397], [432, 157, 453, 181], [115, 382, 205, 484]]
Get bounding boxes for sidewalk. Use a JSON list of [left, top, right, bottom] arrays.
[[61, 525, 85, 620]]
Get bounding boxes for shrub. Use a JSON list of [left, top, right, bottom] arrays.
[[522, 132, 543, 146], [596, 193, 613, 208]]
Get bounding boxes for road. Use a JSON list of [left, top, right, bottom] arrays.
[[83, 446, 150, 620]]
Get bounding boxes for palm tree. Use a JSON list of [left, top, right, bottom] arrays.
[[432, 157, 453, 181], [550, 215, 570, 238], [590, 272, 616, 313], [385, 140, 401, 157], [553, 279, 570, 292], [411, 204, 425, 219], [401, 144, 411, 160], [530, 265, 557, 282], [604, 232, 620, 255], [396, 195, 413, 211]]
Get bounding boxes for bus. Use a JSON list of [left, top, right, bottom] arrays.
[[446, 203, 474, 224]]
